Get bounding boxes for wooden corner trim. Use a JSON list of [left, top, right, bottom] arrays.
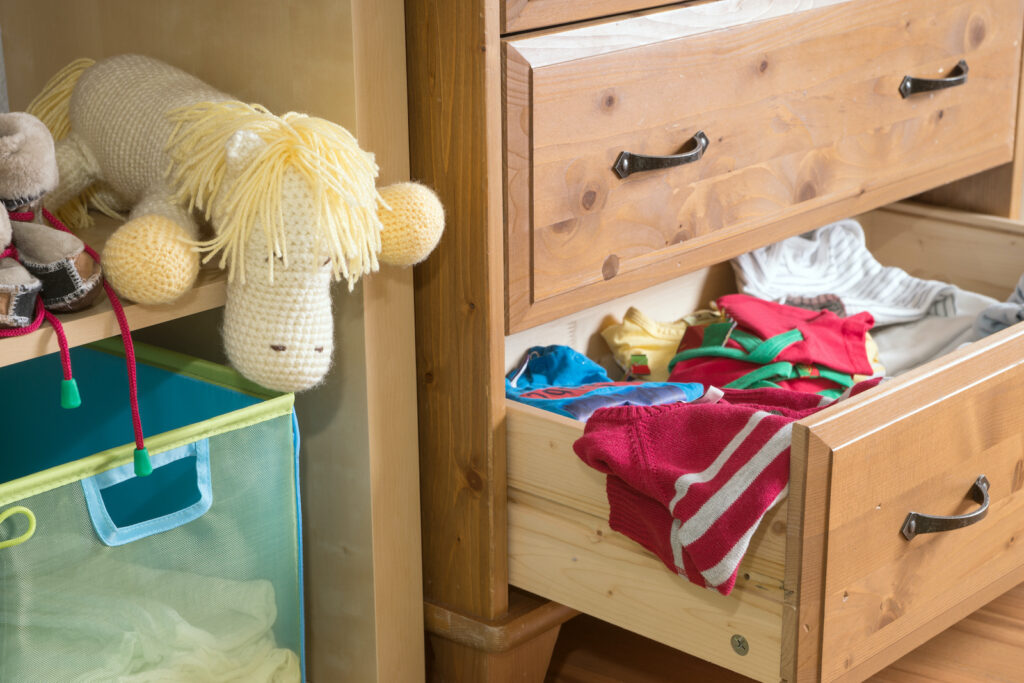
[[424, 595, 579, 653]]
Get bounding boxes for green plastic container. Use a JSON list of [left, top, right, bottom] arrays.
[[0, 340, 304, 681]]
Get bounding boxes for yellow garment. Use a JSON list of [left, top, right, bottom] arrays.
[[604, 306, 885, 383], [858, 332, 886, 381], [601, 307, 726, 381]]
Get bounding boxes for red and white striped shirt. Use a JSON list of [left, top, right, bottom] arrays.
[[573, 380, 881, 594]]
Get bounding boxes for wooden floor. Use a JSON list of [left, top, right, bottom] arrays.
[[546, 583, 1024, 682]]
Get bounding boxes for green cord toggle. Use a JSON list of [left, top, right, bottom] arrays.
[[134, 447, 152, 477], [60, 378, 81, 409]]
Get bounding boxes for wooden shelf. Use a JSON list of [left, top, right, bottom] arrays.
[[0, 215, 227, 367]]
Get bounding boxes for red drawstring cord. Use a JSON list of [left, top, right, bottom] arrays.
[[6, 210, 76, 389], [0, 238, 78, 405], [5, 209, 150, 475]]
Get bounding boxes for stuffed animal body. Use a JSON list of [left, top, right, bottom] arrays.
[[29, 55, 444, 392]]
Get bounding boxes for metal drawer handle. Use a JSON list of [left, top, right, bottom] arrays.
[[899, 59, 969, 98], [613, 130, 709, 179], [900, 475, 990, 540]]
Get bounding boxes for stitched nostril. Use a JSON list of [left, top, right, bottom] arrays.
[[270, 344, 287, 352], [314, 346, 324, 353]]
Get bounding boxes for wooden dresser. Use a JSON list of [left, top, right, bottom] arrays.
[[406, 1, 1024, 681]]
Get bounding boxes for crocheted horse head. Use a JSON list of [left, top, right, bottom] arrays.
[[28, 55, 443, 392]]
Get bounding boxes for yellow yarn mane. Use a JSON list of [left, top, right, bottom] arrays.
[[165, 101, 383, 288]]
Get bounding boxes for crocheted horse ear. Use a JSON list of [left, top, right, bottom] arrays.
[[225, 129, 264, 174]]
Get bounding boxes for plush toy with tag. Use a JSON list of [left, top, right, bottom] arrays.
[[28, 55, 444, 392]]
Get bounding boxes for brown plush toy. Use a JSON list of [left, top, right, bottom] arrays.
[[0, 112, 102, 327]]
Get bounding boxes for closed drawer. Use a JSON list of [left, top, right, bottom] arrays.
[[505, 203, 1024, 681], [504, 0, 1024, 332]]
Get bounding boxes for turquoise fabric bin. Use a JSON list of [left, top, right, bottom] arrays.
[[0, 340, 304, 682]]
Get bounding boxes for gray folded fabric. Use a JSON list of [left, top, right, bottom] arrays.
[[973, 275, 1024, 338], [732, 220, 958, 326]]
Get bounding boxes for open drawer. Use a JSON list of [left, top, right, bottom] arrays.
[[505, 203, 1024, 682]]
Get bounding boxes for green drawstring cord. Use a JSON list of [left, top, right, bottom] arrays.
[[0, 506, 37, 550], [669, 324, 856, 395]]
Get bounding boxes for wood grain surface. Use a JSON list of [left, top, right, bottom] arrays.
[[783, 428, 835, 682], [505, 0, 1023, 331], [425, 589, 576, 681], [868, 582, 1024, 682], [859, 202, 1024, 301], [0, 214, 226, 366], [352, 1, 427, 679], [545, 582, 1024, 683], [508, 0, 855, 68], [788, 201, 1024, 682], [913, 16, 1024, 219], [503, 0, 673, 34], [793, 320, 1024, 681], [406, 0, 511, 620], [509, 490, 786, 683], [0, 0, 358, 126]]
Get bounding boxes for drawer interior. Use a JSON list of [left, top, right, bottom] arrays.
[[506, 202, 1024, 375]]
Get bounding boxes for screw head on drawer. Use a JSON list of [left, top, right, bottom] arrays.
[[731, 634, 749, 656]]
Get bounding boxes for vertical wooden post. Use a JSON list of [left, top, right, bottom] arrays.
[[353, 1, 427, 680], [407, 0, 566, 678], [406, 0, 509, 621]]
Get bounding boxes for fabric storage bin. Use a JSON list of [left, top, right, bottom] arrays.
[[0, 340, 304, 682]]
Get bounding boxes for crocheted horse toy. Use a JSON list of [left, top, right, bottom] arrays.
[[28, 55, 444, 392]]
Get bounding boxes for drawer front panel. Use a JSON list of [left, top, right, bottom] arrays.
[[505, 0, 1023, 331], [812, 327, 1024, 681]]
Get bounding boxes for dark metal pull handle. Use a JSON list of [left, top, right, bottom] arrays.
[[901, 475, 990, 540], [613, 131, 709, 179], [899, 59, 969, 98]]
